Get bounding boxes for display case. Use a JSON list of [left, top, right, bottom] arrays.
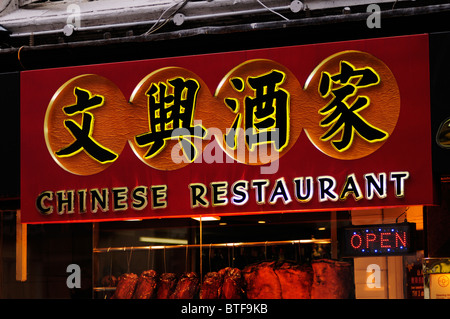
[[92, 211, 355, 299]]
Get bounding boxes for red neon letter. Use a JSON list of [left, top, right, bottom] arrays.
[[351, 234, 362, 249], [366, 233, 376, 248], [395, 231, 407, 248], [380, 232, 392, 248]]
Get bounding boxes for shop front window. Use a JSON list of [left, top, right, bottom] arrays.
[[93, 211, 355, 299]]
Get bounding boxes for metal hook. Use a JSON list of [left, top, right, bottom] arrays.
[[163, 246, 167, 273], [126, 247, 133, 273], [232, 243, 235, 268], [209, 244, 212, 273], [185, 245, 189, 273], [147, 246, 152, 270], [264, 241, 268, 260], [107, 247, 113, 277]]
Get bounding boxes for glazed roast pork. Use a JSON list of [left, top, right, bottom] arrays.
[[156, 273, 178, 299], [274, 262, 313, 299], [107, 259, 353, 299], [243, 260, 352, 299], [171, 272, 199, 299], [100, 275, 117, 299], [112, 273, 138, 299], [100, 275, 117, 288], [243, 261, 282, 299], [199, 267, 244, 299], [219, 267, 244, 299], [133, 270, 159, 299], [200, 271, 223, 299], [311, 259, 353, 299]]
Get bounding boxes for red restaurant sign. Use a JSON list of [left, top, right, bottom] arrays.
[[20, 34, 434, 224]]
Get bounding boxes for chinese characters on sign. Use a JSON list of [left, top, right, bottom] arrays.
[[216, 59, 303, 166], [302, 51, 400, 160], [318, 61, 388, 152], [45, 51, 400, 175], [44, 74, 129, 175], [55, 87, 118, 164], [135, 77, 207, 162], [224, 70, 289, 152]]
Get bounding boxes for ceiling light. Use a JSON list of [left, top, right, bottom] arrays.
[[192, 216, 221, 221], [139, 237, 188, 245]]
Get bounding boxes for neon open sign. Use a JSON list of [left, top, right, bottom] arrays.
[[341, 223, 416, 257]]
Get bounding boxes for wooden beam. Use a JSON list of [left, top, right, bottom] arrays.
[[16, 210, 27, 282]]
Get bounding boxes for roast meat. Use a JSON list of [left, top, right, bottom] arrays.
[[112, 273, 138, 299], [133, 270, 159, 299], [200, 272, 223, 299], [274, 262, 313, 299], [156, 273, 178, 299], [311, 259, 353, 299], [219, 267, 244, 299], [243, 261, 282, 299], [171, 272, 199, 299]]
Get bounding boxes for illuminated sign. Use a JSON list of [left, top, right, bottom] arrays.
[[20, 34, 435, 224], [424, 258, 450, 299], [341, 223, 416, 257], [44, 53, 399, 175]]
